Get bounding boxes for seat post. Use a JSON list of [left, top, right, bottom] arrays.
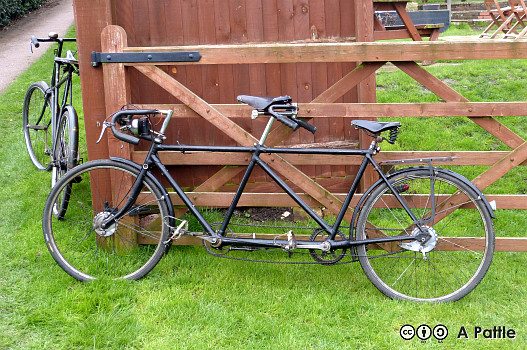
[[369, 138, 380, 152], [258, 116, 276, 145]]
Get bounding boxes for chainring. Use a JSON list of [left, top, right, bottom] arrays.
[[309, 228, 347, 265]]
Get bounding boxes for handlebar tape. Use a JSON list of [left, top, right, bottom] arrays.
[[111, 123, 140, 145], [274, 113, 299, 130], [295, 119, 317, 134]]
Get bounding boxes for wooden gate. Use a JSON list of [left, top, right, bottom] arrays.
[[72, 0, 527, 250]]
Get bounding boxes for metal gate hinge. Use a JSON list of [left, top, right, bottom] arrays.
[[91, 51, 202, 67]]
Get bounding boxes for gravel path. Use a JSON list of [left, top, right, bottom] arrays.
[[0, 0, 74, 94]]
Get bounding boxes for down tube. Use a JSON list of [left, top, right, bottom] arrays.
[[151, 154, 216, 236]]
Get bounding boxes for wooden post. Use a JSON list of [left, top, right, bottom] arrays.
[[100, 25, 137, 251], [101, 25, 132, 158]]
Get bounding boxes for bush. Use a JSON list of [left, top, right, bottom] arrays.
[[0, 0, 47, 28]]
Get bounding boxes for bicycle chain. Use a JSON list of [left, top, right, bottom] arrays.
[[217, 221, 331, 230], [199, 222, 401, 265], [204, 241, 405, 265]]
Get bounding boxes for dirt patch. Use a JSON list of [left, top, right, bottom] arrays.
[[442, 78, 457, 85], [221, 207, 294, 222]]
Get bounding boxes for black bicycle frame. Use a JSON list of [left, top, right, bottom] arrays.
[[33, 37, 77, 158], [34, 64, 73, 131], [50, 64, 75, 146], [107, 138, 422, 251]]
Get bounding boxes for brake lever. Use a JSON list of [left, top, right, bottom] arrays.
[[96, 121, 113, 144]]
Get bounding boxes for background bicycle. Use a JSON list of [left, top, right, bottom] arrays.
[[22, 32, 80, 217]]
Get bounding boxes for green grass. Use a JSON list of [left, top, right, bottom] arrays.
[[1, 25, 527, 349], [442, 22, 488, 37]]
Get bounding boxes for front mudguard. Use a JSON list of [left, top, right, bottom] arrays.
[[110, 156, 176, 254]]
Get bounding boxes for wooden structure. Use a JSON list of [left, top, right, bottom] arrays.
[[72, 0, 527, 251], [373, 0, 443, 41], [502, 0, 527, 39], [480, 0, 527, 39]]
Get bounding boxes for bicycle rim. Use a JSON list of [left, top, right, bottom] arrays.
[[356, 169, 494, 302], [43, 160, 170, 281], [23, 82, 52, 170]]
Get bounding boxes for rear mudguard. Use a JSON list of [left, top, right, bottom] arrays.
[[110, 156, 175, 253], [350, 166, 495, 240]]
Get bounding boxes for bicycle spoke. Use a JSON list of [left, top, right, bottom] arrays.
[[356, 169, 494, 302], [43, 160, 169, 281]]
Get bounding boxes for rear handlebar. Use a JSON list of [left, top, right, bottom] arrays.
[[268, 104, 316, 135]]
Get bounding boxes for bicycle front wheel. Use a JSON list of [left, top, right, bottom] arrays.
[[43, 159, 170, 281], [23, 81, 52, 170], [51, 105, 79, 218], [356, 168, 494, 302]]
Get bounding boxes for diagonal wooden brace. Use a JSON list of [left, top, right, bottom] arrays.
[[135, 65, 351, 220], [472, 141, 527, 191], [394, 61, 525, 149]]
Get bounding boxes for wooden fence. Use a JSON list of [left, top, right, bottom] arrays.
[[72, 0, 527, 251]]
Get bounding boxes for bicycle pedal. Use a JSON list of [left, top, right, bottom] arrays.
[[273, 230, 297, 250], [285, 230, 296, 250], [71, 175, 82, 184], [165, 219, 189, 243]]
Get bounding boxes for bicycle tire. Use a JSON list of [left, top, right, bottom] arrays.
[[355, 168, 494, 302], [23, 81, 52, 170], [51, 105, 79, 218], [43, 159, 170, 281]]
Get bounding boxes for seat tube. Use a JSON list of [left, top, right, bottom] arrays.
[[330, 155, 371, 237], [218, 146, 260, 235], [51, 63, 59, 142]]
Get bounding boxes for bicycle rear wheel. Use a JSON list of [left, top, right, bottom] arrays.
[[51, 105, 79, 218], [355, 168, 494, 302], [23, 81, 52, 170], [43, 159, 170, 281]]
